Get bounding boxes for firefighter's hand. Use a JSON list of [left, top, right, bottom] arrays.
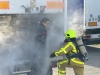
[[50, 53, 56, 58]]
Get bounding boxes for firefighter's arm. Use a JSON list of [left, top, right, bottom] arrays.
[[50, 42, 73, 58]]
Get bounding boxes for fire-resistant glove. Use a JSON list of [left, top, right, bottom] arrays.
[[50, 53, 56, 58]]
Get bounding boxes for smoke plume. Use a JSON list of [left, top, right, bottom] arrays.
[[68, 0, 84, 37], [0, 0, 84, 75]]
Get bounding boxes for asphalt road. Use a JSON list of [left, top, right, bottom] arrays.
[[53, 45, 100, 75]]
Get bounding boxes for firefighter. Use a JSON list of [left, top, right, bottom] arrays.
[[50, 29, 84, 75]]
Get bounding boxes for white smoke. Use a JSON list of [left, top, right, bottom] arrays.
[[42, 15, 64, 75], [0, 25, 22, 74], [68, 0, 84, 37], [0, 16, 37, 75], [0, 14, 63, 75], [68, 9, 84, 37], [0, 0, 84, 75]]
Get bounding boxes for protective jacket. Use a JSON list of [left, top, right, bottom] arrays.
[[35, 24, 47, 46], [54, 39, 84, 67]]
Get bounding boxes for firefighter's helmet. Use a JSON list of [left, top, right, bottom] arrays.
[[64, 29, 76, 39]]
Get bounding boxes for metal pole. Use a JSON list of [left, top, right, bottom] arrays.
[[84, 0, 86, 31], [64, 0, 68, 33]]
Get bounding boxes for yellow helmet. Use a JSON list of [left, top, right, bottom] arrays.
[[64, 29, 76, 39]]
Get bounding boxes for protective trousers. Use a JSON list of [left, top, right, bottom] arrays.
[[58, 59, 84, 75]]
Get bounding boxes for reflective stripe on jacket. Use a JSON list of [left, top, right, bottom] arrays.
[[55, 42, 84, 65]]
